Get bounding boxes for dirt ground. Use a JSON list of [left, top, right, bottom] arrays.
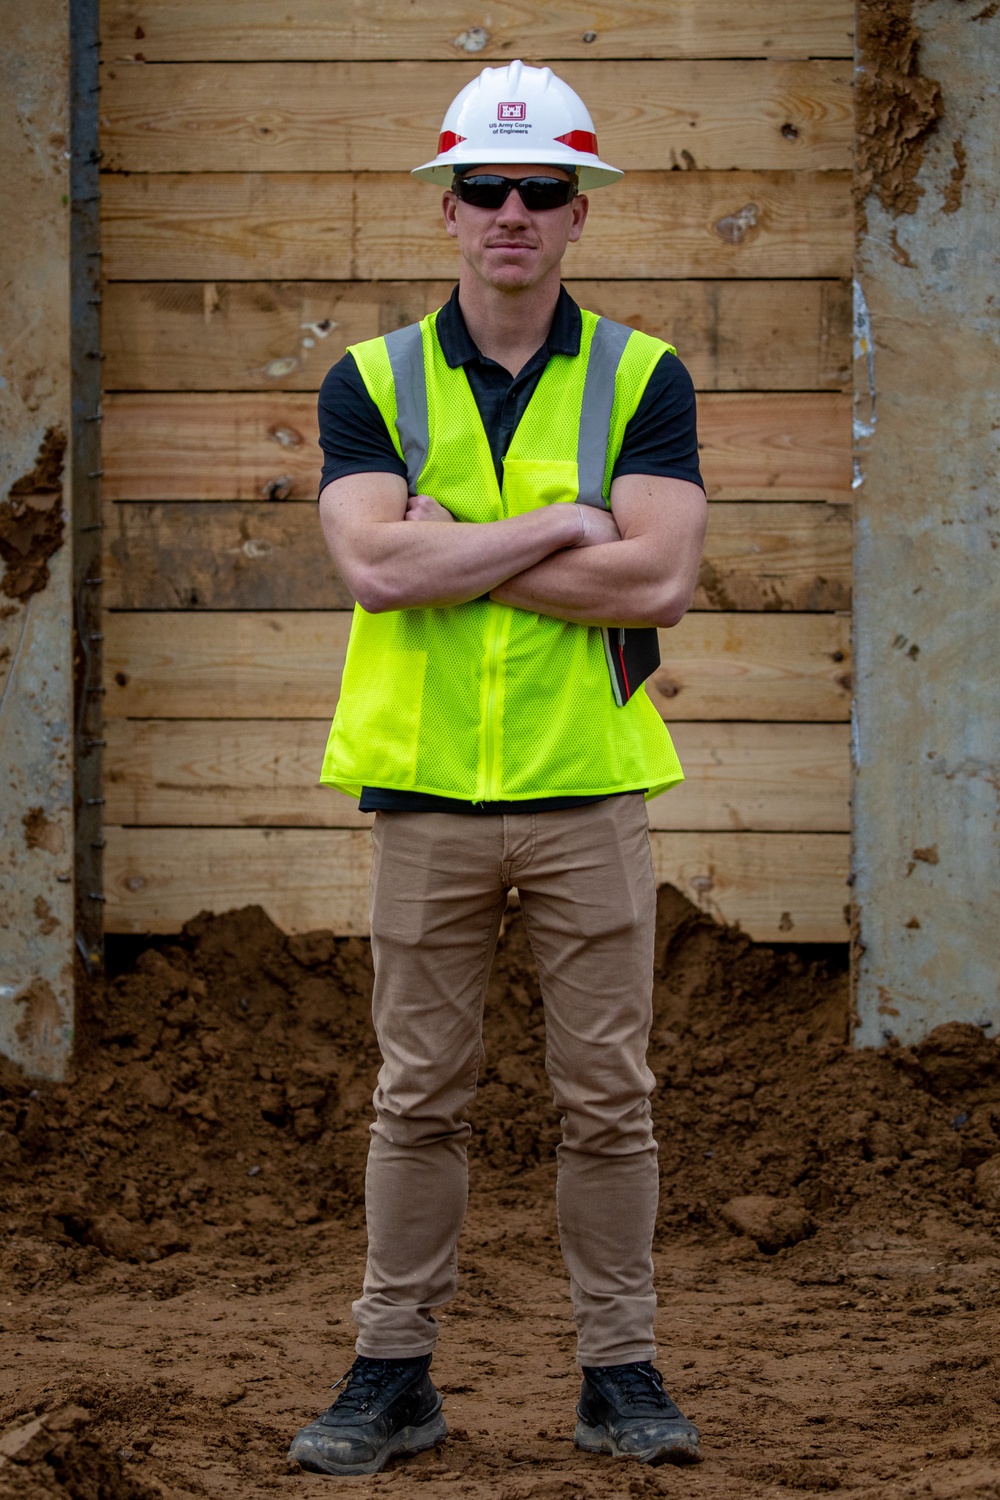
[[3, 887, 1000, 1499]]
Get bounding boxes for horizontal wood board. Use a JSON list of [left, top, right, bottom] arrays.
[[103, 501, 851, 614], [104, 826, 851, 943], [102, 60, 852, 174], [104, 719, 850, 833], [101, 172, 853, 282], [102, 392, 852, 503], [102, 279, 852, 395], [102, 1, 854, 61], [103, 611, 852, 723]]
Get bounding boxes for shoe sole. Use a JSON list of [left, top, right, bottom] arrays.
[[290, 1410, 448, 1477], [574, 1417, 702, 1467]]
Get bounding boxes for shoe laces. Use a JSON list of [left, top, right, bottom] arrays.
[[588, 1361, 673, 1411], [328, 1358, 422, 1417]]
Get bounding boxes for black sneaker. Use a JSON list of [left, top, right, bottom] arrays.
[[575, 1361, 701, 1466], [288, 1355, 446, 1476]]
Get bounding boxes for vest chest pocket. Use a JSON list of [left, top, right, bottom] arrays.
[[502, 458, 580, 518]]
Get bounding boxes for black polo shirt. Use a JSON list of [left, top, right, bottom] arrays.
[[317, 285, 703, 815]]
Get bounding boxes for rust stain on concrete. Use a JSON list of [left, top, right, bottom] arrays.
[[22, 806, 66, 855], [940, 137, 967, 213], [0, 427, 66, 601], [33, 895, 60, 935], [13, 977, 63, 1053], [856, 0, 944, 222]]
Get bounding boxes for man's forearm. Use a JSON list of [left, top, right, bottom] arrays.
[[489, 540, 689, 628], [328, 502, 583, 613]]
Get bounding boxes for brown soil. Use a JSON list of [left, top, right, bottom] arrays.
[[855, 0, 944, 223], [3, 888, 1000, 1498], [0, 428, 66, 603]]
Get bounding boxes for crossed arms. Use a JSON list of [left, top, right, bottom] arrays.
[[318, 470, 707, 630]]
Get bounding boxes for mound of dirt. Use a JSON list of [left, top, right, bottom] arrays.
[[1, 886, 999, 1297], [0, 1405, 154, 1500]]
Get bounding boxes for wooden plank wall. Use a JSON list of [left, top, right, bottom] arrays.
[[99, 0, 854, 943]]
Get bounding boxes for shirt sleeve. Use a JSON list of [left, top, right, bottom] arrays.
[[611, 352, 704, 491], [317, 352, 408, 497]]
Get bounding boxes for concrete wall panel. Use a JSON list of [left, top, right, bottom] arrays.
[[0, 0, 75, 1078], [853, 1, 1000, 1045]]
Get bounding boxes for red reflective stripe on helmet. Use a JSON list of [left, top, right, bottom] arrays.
[[438, 131, 467, 153], [554, 129, 599, 154]]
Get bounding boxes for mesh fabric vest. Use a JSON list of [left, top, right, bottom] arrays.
[[320, 307, 684, 803]]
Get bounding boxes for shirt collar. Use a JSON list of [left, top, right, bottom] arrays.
[[435, 284, 582, 369]]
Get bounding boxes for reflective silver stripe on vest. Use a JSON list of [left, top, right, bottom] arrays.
[[576, 317, 634, 509], [384, 322, 429, 493]]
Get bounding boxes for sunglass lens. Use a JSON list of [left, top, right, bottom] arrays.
[[457, 176, 509, 208], [518, 178, 576, 210], [456, 176, 576, 211]]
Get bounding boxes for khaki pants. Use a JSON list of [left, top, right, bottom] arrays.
[[354, 793, 659, 1367]]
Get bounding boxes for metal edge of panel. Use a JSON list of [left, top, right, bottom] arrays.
[[70, 0, 104, 974]]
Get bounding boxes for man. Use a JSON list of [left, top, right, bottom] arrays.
[[289, 61, 707, 1476]]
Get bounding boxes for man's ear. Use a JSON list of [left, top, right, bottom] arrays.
[[442, 191, 459, 239], [568, 194, 589, 244]]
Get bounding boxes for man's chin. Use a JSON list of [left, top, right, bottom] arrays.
[[481, 264, 543, 293]]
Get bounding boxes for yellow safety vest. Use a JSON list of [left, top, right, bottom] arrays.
[[321, 307, 684, 803]]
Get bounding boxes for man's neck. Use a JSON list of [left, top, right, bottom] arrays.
[[457, 267, 562, 377]]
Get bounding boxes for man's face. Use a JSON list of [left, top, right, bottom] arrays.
[[442, 164, 589, 293]]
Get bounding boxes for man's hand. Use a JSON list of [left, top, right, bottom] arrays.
[[489, 474, 707, 628], [404, 493, 456, 523], [574, 503, 621, 548], [318, 472, 581, 614]]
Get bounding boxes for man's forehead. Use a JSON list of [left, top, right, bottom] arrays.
[[457, 163, 576, 181]]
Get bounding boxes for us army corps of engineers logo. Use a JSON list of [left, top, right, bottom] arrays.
[[492, 101, 530, 136]]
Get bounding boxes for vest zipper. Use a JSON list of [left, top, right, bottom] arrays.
[[478, 608, 505, 801]]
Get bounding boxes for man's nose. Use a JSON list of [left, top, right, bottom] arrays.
[[495, 187, 531, 224]]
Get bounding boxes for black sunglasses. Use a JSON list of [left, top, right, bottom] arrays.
[[452, 174, 579, 212]]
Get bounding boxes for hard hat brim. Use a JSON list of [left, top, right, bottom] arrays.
[[412, 146, 624, 192]]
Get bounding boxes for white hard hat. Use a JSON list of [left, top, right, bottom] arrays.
[[412, 60, 623, 191]]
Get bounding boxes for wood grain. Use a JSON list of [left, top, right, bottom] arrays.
[[103, 279, 852, 394], [103, 501, 355, 610], [105, 826, 374, 935], [102, 392, 852, 503], [104, 824, 850, 943], [104, 718, 849, 833], [103, 501, 851, 613], [102, 1, 854, 62], [103, 611, 852, 722], [102, 60, 852, 174], [104, 718, 372, 829], [648, 832, 850, 942], [101, 171, 852, 282]]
